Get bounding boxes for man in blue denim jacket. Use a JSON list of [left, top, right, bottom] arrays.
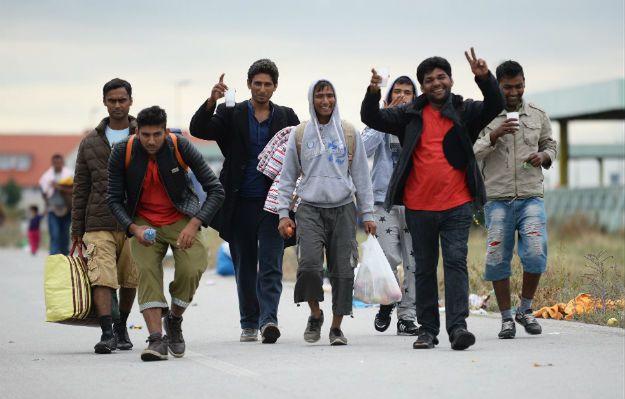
[[474, 60, 557, 340]]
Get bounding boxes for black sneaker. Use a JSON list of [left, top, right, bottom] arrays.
[[329, 328, 348, 346], [397, 319, 419, 336], [113, 322, 133, 350], [450, 328, 476, 350], [163, 314, 185, 358], [94, 333, 117, 354], [260, 322, 281, 344], [304, 310, 324, 343], [498, 318, 516, 339], [412, 331, 438, 349], [141, 333, 168, 361], [374, 304, 395, 332], [515, 310, 542, 335]]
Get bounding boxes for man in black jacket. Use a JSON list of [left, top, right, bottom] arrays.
[[108, 106, 224, 361], [190, 59, 299, 344], [361, 48, 504, 351]]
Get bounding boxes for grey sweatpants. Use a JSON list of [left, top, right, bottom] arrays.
[[294, 202, 358, 316], [374, 204, 417, 321]]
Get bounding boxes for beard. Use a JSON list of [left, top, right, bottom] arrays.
[[425, 90, 450, 108]]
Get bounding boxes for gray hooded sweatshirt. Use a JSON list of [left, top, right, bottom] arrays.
[[361, 76, 418, 203], [277, 79, 374, 222]]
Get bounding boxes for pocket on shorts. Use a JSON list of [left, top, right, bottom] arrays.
[[350, 239, 359, 269], [85, 242, 101, 283]]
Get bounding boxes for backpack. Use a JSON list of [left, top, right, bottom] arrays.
[[125, 133, 188, 170], [294, 120, 356, 169]]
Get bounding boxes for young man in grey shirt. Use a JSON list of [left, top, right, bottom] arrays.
[[277, 79, 376, 345]]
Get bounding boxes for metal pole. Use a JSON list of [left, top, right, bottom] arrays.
[[559, 120, 569, 187]]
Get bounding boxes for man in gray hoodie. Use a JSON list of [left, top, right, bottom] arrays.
[[362, 75, 419, 336], [277, 79, 376, 346]]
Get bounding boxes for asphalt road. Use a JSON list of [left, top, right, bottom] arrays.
[[1, 248, 623, 399]]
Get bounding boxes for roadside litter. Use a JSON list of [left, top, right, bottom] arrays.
[[533, 293, 624, 320]]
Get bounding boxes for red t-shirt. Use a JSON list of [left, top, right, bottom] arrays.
[[403, 105, 472, 211], [136, 158, 185, 226]]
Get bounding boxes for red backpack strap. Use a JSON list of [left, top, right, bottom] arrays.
[[169, 132, 189, 170], [124, 135, 135, 169]]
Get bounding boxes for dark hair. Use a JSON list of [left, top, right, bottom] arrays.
[[313, 80, 334, 94], [29, 205, 39, 213], [247, 59, 279, 84], [103, 78, 132, 98], [416, 57, 452, 84], [496, 60, 525, 81], [51, 154, 63, 161], [137, 106, 167, 129]]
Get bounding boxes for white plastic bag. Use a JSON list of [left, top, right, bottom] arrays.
[[353, 234, 402, 305]]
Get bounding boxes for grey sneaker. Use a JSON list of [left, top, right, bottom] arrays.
[[240, 328, 259, 342], [498, 318, 516, 339], [260, 322, 281, 344], [304, 310, 324, 343], [141, 333, 168, 361], [163, 314, 185, 357], [94, 333, 117, 354], [329, 328, 348, 346], [515, 310, 542, 335], [397, 319, 419, 336]]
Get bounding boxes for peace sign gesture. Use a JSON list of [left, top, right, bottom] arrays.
[[464, 47, 489, 80]]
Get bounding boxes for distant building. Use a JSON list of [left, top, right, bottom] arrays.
[[0, 132, 223, 209]]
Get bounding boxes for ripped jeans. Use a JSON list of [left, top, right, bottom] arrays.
[[483, 197, 548, 281]]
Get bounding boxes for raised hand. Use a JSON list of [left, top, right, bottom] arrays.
[[209, 73, 229, 103], [464, 47, 489, 79], [368, 68, 382, 93]]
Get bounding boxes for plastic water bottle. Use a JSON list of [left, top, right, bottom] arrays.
[[143, 228, 156, 241]]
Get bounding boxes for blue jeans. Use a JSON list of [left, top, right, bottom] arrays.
[[405, 203, 473, 337], [47, 212, 71, 255], [483, 197, 548, 281], [230, 198, 284, 329]]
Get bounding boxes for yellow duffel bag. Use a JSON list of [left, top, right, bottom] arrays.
[[44, 246, 92, 323]]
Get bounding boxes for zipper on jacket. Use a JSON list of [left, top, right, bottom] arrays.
[[513, 125, 518, 197], [155, 155, 188, 217]]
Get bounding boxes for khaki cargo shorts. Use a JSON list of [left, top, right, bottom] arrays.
[[84, 230, 139, 289]]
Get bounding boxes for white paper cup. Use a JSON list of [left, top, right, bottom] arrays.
[[506, 111, 519, 121], [377, 67, 389, 87], [224, 89, 236, 107]]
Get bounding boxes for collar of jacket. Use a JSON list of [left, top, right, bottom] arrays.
[[94, 116, 137, 135], [405, 93, 465, 126]]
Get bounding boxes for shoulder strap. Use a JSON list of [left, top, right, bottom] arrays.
[[169, 133, 189, 171], [125, 135, 135, 169], [294, 122, 307, 161], [341, 120, 356, 170], [124, 133, 189, 170]]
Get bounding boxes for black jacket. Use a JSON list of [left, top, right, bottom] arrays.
[[107, 133, 225, 235], [360, 72, 504, 210], [189, 100, 299, 241]]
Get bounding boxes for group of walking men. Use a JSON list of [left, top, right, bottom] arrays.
[[68, 47, 556, 361]]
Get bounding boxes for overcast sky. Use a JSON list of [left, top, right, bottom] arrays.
[[1, 0, 624, 185]]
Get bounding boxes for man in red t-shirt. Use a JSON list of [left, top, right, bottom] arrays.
[[361, 48, 504, 351], [108, 106, 224, 361]]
